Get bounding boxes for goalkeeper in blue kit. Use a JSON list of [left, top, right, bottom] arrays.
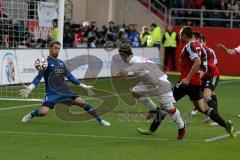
[[20, 41, 110, 126]]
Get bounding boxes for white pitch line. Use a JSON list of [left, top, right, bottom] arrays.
[[0, 131, 203, 142], [218, 80, 240, 85], [0, 104, 40, 111], [204, 130, 240, 142]]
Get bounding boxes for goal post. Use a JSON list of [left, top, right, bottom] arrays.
[[0, 0, 65, 102]]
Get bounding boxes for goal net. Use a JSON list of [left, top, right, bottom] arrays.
[[0, 0, 68, 102]]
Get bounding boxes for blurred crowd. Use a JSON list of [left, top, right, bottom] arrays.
[[1, 0, 240, 48], [0, 18, 164, 49], [59, 20, 163, 49], [159, 0, 240, 27]]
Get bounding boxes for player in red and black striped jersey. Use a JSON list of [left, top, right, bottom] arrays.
[[191, 32, 220, 125], [172, 26, 236, 138], [201, 34, 219, 114], [146, 26, 236, 138]]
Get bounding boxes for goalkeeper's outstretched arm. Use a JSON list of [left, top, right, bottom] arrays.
[[66, 73, 94, 96], [20, 71, 44, 98]]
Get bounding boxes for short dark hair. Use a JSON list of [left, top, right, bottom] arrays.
[[201, 34, 206, 43], [52, 19, 58, 23], [109, 21, 114, 25], [193, 31, 201, 40], [180, 26, 193, 38], [118, 40, 133, 56], [151, 23, 157, 28], [49, 41, 61, 48]]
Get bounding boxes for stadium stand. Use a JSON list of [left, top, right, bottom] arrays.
[[0, 0, 239, 49]]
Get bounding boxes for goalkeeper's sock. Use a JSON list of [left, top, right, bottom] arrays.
[[83, 103, 102, 122], [30, 109, 44, 117], [206, 108, 226, 128]]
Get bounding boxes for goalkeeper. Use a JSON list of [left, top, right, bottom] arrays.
[[20, 41, 110, 126]]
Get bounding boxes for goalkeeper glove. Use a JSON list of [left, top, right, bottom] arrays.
[[19, 84, 35, 98], [79, 83, 95, 96]]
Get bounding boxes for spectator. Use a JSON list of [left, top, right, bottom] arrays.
[[13, 20, 29, 43], [125, 24, 133, 44], [162, 25, 178, 71], [73, 25, 84, 48], [176, 0, 188, 8], [117, 28, 128, 43], [98, 25, 109, 47], [217, 0, 228, 10], [107, 21, 118, 41], [52, 18, 58, 41], [82, 21, 101, 48], [63, 22, 74, 48], [0, 0, 7, 18], [140, 26, 149, 47], [227, 0, 237, 10], [132, 24, 140, 47], [147, 23, 162, 49]]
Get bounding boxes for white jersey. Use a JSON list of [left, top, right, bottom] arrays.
[[234, 45, 240, 54], [129, 56, 174, 108], [128, 56, 165, 80], [127, 56, 170, 93], [129, 56, 154, 64]]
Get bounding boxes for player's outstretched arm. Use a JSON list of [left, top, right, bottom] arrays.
[[217, 44, 237, 55], [66, 73, 95, 96], [19, 84, 35, 98], [19, 71, 44, 98], [79, 83, 95, 96]]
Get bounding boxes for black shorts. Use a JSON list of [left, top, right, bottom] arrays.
[[172, 83, 203, 101], [201, 76, 219, 91]]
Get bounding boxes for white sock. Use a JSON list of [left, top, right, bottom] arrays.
[[170, 108, 184, 129], [138, 96, 157, 110]]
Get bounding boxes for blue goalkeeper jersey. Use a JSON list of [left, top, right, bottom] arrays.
[[32, 56, 81, 96]]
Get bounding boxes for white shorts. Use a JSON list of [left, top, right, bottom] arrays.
[[131, 75, 175, 109]]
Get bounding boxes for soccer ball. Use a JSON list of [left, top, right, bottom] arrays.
[[34, 57, 48, 71]]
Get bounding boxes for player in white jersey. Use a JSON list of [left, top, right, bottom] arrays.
[[117, 41, 186, 140], [218, 44, 240, 55]]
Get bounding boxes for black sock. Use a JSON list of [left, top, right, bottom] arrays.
[[149, 108, 167, 132], [206, 108, 226, 128], [207, 99, 217, 111], [211, 95, 218, 112]]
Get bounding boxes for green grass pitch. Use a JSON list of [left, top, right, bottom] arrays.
[[0, 75, 239, 160]]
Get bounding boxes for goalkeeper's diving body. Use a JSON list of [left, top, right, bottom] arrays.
[[20, 41, 110, 126], [117, 41, 186, 140]]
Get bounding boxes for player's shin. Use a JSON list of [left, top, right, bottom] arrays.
[[149, 108, 167, 132], [206, 98, 217, 112], [206, 108, 226, 128], [168, 107, 185, 129], [31, 109, 46, 117], [211, 95, 218, 112]]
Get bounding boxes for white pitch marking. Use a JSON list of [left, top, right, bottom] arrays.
[[0, 104, 40, 111], [204, 130, 240, 142], [0, 131, 203, 142]]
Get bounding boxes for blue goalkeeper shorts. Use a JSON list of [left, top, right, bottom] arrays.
[[42, 93, 78, 109]]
